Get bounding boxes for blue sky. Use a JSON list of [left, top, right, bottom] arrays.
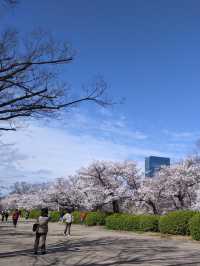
[[1, 0, 200, 187]]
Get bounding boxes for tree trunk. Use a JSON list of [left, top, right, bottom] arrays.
[[148, 200, 159, 215], [112, 200, 119, 213]]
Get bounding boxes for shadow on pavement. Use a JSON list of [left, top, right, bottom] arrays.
[[1, 222, 200, 266], [0, 236, 200, 266]]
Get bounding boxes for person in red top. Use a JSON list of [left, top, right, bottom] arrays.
[[12, 209, 19, 227]]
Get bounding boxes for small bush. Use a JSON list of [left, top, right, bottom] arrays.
[[19, 209, 26, 218], [72, 211, 81, 224], [189, 213, 200, 240], [106, 214, 140, 231], [84, 212, 106, 226], [140, 215, 160, 232], [105, 213, 123, 230], [159, 210, 196, 235], [29, 209, 41, 219], [50, 211, 60, 222]]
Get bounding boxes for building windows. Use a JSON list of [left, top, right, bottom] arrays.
[[145, 156, 170, 177]]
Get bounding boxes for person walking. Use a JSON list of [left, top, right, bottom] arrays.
[[1, 210, 5, 222], [34, 207, 50, 255], [25, 210, 30, 220], [12, 209, 19, 227], [63, 210, 73, 236], [4, 210, 9, 222], [80, 212, 87, 223]]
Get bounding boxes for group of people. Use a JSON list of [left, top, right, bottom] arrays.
[[1, 209, 9, 222], [33, 208, 73, 255], [1, 207, 75, 255], [1, 209, 20, 227]]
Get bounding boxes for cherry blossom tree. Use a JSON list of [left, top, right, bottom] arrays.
[[43, 176, 87, 211], [136, 176, 166, 214], [77, 160, 141, 212], [1, 181, 48, 209], [136, 156, 200, 214]]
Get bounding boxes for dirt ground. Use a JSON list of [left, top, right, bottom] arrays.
[[1, 220, 200, 266]]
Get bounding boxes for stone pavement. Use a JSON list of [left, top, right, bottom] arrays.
[[1, 220, 200, 265]]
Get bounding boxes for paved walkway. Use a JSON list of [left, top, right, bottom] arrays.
[[1, 220, 200, 265]]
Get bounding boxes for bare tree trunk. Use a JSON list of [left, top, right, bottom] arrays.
[[112, 200, 119, 213], [148, 200, 159, 215]]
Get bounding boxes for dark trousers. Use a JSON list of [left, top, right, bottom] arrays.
[[13, 219, 18, 227], [34, 232, 47, 253], [64, 223, 71, 235]]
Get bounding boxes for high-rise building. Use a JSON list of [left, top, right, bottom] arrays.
[[145, 156, 170, 177]]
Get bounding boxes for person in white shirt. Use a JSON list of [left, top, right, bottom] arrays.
[[62, 210, 73, 236]]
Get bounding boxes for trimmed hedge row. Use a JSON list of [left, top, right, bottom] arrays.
[[84, 212, 107, 226], [140, 215, 159, 232], [29, 209, 41, 219], [159, 210, 196, 235], [105, 211, 200, 240], [189, 213, 200, 240], [106, 214, 159, 232], [72, 211, 82, 224], [29, 210, 61, 221], [50, 211, 60, 222]]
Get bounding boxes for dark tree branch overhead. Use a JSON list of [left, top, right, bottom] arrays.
[[0, 29, 111, 131]]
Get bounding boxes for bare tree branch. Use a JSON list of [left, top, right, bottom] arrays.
[[0, 29, 111, 131]]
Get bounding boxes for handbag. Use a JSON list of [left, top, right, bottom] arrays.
[[32, 223, 39, 232]]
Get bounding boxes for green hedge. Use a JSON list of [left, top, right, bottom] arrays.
[[189, 213, 200, 240], [50, 211, 60, 222], [105, 214, 123, 230], [140, 215, 160, 232], [106, 214, 140, 231], [29, 209, 41, 219], [84, 212, 106, 226], [72, 211, 82, 224], [19, 209, 26, 218], [159, 210, 196, 235]]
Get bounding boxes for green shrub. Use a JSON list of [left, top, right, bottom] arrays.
[[19, 209, 26, 218], [140, 215, 160, 232], [50, 211, 60, 222], [105, 213, 123, 230], [29, 209, 41, 219], [122, 215, 141, 231], [159, 210, 196, 235], [189, 213, 200, 240], [72, 211, 81, 224], [84, 212, 106, 226], [106, 214, 140, 231]]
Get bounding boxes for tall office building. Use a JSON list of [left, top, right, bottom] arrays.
[[145, 156, 170, 177]]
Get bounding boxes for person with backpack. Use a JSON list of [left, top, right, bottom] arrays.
[[12, 209, 19, 227], [33, 207, 50, 255], [62, 210, 73, 236]]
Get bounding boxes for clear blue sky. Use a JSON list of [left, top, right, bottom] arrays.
[[1, 0, 200, 186]]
